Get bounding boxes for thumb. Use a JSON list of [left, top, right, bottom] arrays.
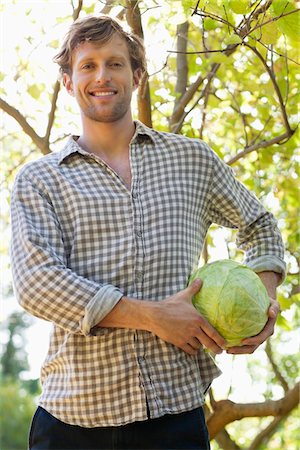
[[186, 278, 203, 296]]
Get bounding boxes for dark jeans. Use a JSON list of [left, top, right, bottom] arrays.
[[29, 406, 211, 450]]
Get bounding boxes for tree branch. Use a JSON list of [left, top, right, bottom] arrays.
[[246, 44, 293, 133], [45, 79, 61, 145], [227, 131, 295, 166], [169, 73, 203, 132], [265, 340, 290, 392], [248, 35, 300, 66], [169, 40, 239, 133], [214, 429, 242, 450], [291, 285, 300, 296], [175, 21, 189, 99], [245, 8, 300, 40], [248, 0, 273, 23], [248, 414, 289, 450], [238, 0, 273, 38], [125, 0, 152, 127], [193, 10, 237, 32], [1, 148, 38, 187], [72, 0, 83, 20], [0, 1, 84, 155], [100, 0, 116, 15], [0, 97, 47, 153], [167, 47, 238, 55], [207, 381, 299, 439], [199, 80, 211, 139]]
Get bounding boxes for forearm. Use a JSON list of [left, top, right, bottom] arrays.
[[257, 271, 281, 299], [97, 296, 157, 332]]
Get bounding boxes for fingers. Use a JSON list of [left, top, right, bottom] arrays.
[[182, 343, 199, 356], [227, 304, 278, 354], [182, 338, 202, 356], [180, 322, 226, 356], [184, 326, 225, 355], [188, 337, 203, 351], [226, 344, 258, 355], [268, 297, 280, 319], [242, 298, 278, 347], [184, 280, 227, 353], [197, 316, 227, 351], [165, 279, 228, 356]]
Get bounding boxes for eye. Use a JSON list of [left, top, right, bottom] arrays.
[[81, 63, 94, 70], [110, 62, 123, 68]]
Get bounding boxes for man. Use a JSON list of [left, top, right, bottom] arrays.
[[10, 15, 285, 450]]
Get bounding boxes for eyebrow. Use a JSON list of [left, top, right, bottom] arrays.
[[75, 54, 128, 67]]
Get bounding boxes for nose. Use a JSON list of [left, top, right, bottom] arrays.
[[95, 65, 112, 84]]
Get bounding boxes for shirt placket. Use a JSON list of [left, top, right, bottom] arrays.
[[130, 142, 144, 296], [130, 139, 162, 417]]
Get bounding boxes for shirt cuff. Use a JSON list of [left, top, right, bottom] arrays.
[[81, 284, 123, 336], [245, 256, 286, 284]]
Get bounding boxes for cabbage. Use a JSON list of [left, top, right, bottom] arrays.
[[189, 260, 270, 347]]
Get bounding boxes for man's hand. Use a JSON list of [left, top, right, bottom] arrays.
[[226, 296, 280, 354], [152, 279, 226, 356], [98, 279, 226, 356]]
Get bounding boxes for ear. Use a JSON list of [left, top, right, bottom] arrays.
[[132, 68, 143, 90], [63, 73, 74, 96]]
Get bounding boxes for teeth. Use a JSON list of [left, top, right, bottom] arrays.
[[92, 92, 115, 97]]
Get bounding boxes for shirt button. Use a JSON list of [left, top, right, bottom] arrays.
[[138, 356, 145, 364], [135, 271, 144, 281], [136, 230, 142, 237]]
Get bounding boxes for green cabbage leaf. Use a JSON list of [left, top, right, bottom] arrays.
[[189, 260, 270, 347]]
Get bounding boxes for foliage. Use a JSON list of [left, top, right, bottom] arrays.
[[0, 380, 37, 450], [1, 1, 299, 449], [0, 312, 40, 450], [0, 312, 31, 379]]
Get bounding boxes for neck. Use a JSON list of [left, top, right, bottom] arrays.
[[78, 115, 136, 158]]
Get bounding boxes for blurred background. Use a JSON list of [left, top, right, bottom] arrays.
[[1, 1, 299, 449]]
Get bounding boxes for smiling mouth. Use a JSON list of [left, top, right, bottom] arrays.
[[89, 91, 117, 97]]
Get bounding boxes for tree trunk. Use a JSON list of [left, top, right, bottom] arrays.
[[126, 0, 152, 127]]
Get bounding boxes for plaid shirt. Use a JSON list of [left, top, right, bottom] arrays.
[[11, 121, 285, 427]]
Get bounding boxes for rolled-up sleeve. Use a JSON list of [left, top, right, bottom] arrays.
[[207, 151, 286, 281], [10, 173, 123, 335]]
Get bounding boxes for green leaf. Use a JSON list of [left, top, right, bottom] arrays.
[[278, 293, 294, 311], [278, 78, 289, 100], [276, 313, 293, 331], [224, 34, 243, 45], [209, 52, 230, 64], [271, 1, 300, 42], [198, 0, 223, 16], [83, 4, 96, 14], [228, 0, 249, 15], [204, 18, 218, 30], [49, 39, 60, 49], [260, 19, 280, 45], [182, 0, 198, 15], [27, 83, 44, 100]]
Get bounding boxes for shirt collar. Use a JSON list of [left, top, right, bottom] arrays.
[[58, 120, 155, 165]]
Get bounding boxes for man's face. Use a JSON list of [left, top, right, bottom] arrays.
[[63, 34, 141, 124]]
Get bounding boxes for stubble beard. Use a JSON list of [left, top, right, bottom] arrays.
[[84, 95, 131, 123]]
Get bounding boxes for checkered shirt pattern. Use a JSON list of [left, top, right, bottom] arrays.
[[10, 121, 285, 427]]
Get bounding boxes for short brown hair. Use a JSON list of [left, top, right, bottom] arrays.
[[54, 15, 147, 76]]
